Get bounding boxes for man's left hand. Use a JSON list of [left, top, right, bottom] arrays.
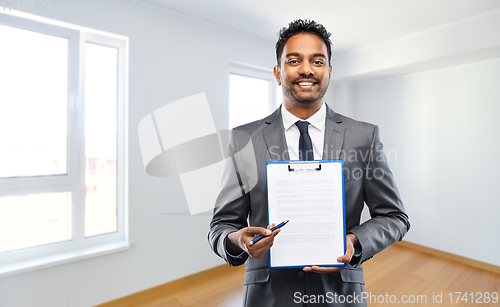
[[303, 234, 359, 274]]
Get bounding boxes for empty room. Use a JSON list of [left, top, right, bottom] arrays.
[[0, 0, 499, 306]]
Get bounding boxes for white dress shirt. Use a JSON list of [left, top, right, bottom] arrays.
[[281, 103, 326, 160]]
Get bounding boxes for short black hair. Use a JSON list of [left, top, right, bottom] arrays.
[[275, 19, 332, 66]]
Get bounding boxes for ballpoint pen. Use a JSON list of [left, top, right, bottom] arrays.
[[249, 220, 289, 246]]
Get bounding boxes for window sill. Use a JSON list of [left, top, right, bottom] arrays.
[[0, 240, 130, 279]]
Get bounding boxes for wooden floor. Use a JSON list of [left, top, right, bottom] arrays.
[[113, 243, 500, 306], [364, 244, 500, 306]]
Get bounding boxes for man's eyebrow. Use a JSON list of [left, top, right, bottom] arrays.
[[311, 53, 326, 59], [285, 52, 300, 58], [285, 52, 326, 59]]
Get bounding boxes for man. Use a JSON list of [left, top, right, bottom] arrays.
[[209, 19, 410, 306]]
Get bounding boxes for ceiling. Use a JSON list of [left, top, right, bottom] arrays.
[[136, 0, 500, 56]]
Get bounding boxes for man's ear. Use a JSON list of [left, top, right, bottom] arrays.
[[329, 64, 332, 79], [273, 65, 281, 86]]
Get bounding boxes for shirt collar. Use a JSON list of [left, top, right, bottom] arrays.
[[282, 102, 326, 132]]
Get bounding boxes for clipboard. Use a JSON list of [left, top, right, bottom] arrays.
[[266, 160, 346, 269]]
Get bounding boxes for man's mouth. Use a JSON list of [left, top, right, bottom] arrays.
[[295, 80, 317, 89]]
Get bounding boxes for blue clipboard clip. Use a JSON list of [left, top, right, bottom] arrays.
[[288, 161, 322, 171]]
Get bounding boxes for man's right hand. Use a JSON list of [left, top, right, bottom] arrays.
[[226, 224, 280, 259]]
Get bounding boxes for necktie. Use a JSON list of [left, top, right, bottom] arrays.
[[295, 121, 314, 161]]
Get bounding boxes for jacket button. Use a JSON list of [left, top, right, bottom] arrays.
[[298, 271, 304, 277]]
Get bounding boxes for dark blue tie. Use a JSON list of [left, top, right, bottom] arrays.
[[295, 121, 314, 161]]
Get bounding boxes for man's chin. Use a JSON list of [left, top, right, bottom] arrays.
[[284, 89, 325, 105], [293, 94, 321, 104], [295, 98, 318, 104]]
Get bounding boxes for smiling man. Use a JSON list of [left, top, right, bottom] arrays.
[[209, 19, 410, 306]]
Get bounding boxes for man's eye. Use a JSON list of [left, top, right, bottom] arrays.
[[288, 60, 299, 64], [313, 60, 324, 65]]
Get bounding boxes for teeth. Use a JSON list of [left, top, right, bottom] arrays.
[[298, 82, 313, 85]]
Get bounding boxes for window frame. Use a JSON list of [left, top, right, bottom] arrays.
[[0, 12, 129, 278], [228, 62, 280, 129]]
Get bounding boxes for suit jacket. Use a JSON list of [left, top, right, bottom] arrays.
[[208, 104, 410, 306]]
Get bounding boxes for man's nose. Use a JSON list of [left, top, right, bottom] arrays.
[[298, 61, 314, 75]]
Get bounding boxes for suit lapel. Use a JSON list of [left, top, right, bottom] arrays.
[[322, 104, 345, 160], [262, 106, 290, 161]]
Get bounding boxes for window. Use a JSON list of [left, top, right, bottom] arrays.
[[228, 62, 282, 129], [0, 12, 128, 277]]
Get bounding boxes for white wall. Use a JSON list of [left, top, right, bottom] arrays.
[[0, 1, 275, 306], [328, 7, 500, 267], [355, 59, 500, 266]]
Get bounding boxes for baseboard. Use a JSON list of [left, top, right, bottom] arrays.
[[395, 240, 500, 275], [94, 263, 245, 307]]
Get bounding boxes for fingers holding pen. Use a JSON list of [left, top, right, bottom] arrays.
[[229, 222, 286, 259], [227, 225, 280, 258], [245, 225, 280, 259]]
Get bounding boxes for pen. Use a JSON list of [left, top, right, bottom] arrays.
[[249, 220, 289, 246]]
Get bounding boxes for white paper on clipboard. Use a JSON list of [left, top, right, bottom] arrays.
[[266, 160, 346, 269]]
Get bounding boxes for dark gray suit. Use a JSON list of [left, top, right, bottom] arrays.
[[208, 104, 410, 306]]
